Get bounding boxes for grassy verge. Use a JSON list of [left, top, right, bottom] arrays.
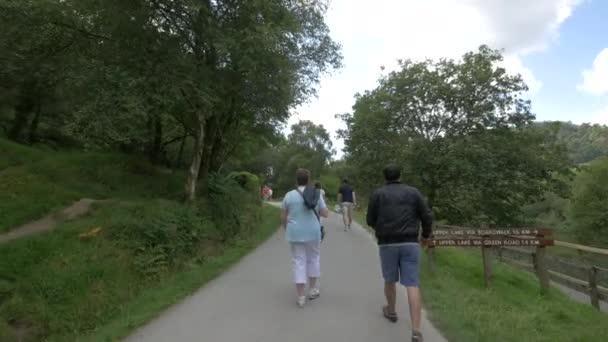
[[80, 204, 280, 342], [351, 211, 608, 341], [420, 248, 608, 341], [0, 201, 279, 342], [353, 208, 367, 230]]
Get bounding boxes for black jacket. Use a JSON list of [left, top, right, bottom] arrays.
[[366, 181, 433, 245]]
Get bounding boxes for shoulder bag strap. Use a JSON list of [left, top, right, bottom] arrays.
[[295, 188, 320, 222]]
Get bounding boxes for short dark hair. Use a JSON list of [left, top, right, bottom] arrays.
[[314, 181, 321, 189], [383, 164, 401, 181], [342, 178, 348, 184], [296, 168, 310, 186]]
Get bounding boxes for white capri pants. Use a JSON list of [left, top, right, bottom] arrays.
[[290, 241, 321, 284]]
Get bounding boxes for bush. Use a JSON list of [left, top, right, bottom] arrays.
[[206, 173, 261, 241], [0, 199, 271, 341], [569, 158, 608, 247], [319, 174, 340, 200], [227, 171, 260, 195], [105, 200, 218, 278]]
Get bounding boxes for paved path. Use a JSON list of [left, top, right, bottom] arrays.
[[126, 207, 447, 342], [552, 282, 608, 312]]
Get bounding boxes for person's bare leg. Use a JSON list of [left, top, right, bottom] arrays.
[[406, 286, 422, 332], [308, 277, 318, 289], [384, 282, 397, 313], [347, 205, 353, 227], [296, 283, 306, 297]]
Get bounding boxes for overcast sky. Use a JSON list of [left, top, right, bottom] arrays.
[[288, 0, 608, 155]]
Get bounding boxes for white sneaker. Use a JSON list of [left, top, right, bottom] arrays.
[[297, 295, 306, 307], [308, 287, 320, 300]]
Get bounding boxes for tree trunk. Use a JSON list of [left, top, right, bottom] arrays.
[[28, 98, 42, 144], [149, 113, 163, 163], [209, 137, 225, 173], [10, 84, 37, 142], [174, 135, 187, 170], [198, 117, 218, 181], [184, 117, 205, 202], [9, 111, 30, 141]]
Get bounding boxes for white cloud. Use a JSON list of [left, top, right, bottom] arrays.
[[501, 55, 543, 94], [291, 0, 584, 154], [465, 0, 583, 53], [590, 105, 608, 125], [578, 48, 608, 96]]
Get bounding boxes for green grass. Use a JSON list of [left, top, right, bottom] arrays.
[[0, 138, 278, 341], [0, 200, 279, 342], [79, 204, 279, 342], [0, 138, 44, 170], [0, 138, 184, 232], [420, 248, 608, 342]]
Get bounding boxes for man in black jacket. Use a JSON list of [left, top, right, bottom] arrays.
[[367, 164, 433, 342]]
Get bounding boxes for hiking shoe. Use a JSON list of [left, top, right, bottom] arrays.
[[412, 330, 423, 342], [382, 305, 398, 323], [297, 295, 306, 308], [308, 287, 320, 300]]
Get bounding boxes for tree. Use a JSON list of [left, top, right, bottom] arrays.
[[569, 158, 608, 246], [339, 46, 571, 226], [247, 120, 335, 195], [286, 120, 335, 173], [127, 0, 341, 201], [0, 0, 342, 203], [534, 121, 608, 164], [0, 0, 85, 143]]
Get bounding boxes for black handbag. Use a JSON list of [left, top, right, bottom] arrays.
[[296, 187, 325, 241]]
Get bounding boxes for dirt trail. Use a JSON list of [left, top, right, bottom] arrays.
[[0, 198, 97, 244]]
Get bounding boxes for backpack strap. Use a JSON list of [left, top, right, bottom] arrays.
[[295, 188, 320, 222]]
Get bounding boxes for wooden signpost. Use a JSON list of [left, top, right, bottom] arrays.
[[423, 227, 554, 291]]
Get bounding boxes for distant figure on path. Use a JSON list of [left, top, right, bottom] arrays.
[[262, 185, 273, 201], [281, 169, 329, 307], [337, 179, 356, 231], [366, 164, 433, 342]]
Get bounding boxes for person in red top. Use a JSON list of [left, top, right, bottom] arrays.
[[262, 185, 270, 200]]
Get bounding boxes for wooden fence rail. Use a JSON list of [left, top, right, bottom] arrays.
[[426, 225, 608, 310], [495, 244, 608, 310]]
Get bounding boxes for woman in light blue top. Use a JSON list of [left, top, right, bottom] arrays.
[[281, 169, 328, 307]]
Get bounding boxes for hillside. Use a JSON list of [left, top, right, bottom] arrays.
[[534, 121, 608, 164], [0, 139, 278, 341], [0, 138, 185, 232]]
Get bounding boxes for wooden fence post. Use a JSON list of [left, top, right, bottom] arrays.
[[534, 246, 550, 294], [481, 244, 492, 287], [426, 246, 435, 273], [589, 266, 600, 309]]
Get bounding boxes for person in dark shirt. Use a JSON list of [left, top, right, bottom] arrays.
[[366, 164, 433, 342], [337, 179, 356, 231]]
